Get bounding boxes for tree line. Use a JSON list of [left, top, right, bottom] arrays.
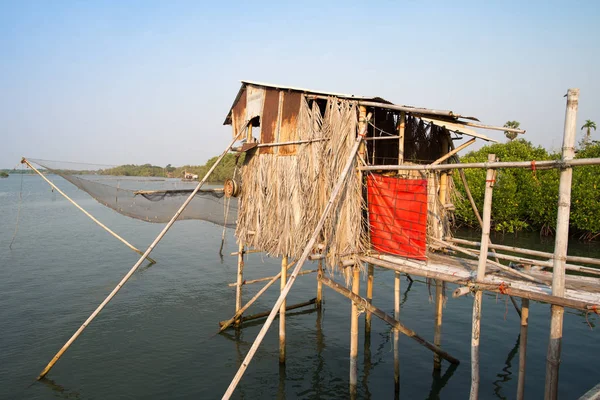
[[453, 138, 600, 239]]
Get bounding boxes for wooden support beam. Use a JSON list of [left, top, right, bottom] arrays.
[[398, 111, 406, 164], [235, 241, 244, 325], [319, 276, 460, 365], [545, 88, 579, 400], [228, 269, 317, 287], [433, 280, 444, 371], [394, 271, 401, 397], [431, 138, 475, 166], [219, 260, 297, 333], [517, 298, 530, 400], [470, 154, 496, 400], [449, 237, 600, 270], [316, 260, 323, 308], [361, 255, 599, 311], [219, 299, 317, 328], [358, 157, 600, 172], [222, 113, 373, 400], [350, 266, 360, 396], [279, 256, 287, 364], [365, 264, 374, 333]]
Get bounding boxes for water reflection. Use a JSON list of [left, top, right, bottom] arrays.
[[39, 377, 81, 400], [492, 335, 520, 399], [426, 363, 458, 400]]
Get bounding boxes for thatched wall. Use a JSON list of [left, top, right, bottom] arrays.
[[236, 97, 367, 277]]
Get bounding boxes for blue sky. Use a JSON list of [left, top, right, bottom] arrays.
[[1, 0, 598, 168]]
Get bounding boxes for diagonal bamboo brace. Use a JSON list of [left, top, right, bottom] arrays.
[[319, 276, 460, 365], [36, 122, 250, 380], [22, 157, 156, 264], [221, 113, 373, 400]]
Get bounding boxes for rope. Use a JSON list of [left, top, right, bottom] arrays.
[[9, 164, 25, 249], [219, 162, 239, 257]]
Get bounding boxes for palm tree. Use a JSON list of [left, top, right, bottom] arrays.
[[581, 120, 597, 144], [503, 121, 520, 141]]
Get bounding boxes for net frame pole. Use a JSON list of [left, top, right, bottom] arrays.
[[36, 124, 248, 380], [221, 112, 373, 400], [21, 157, 156, 264]]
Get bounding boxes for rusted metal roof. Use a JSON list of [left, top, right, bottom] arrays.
[[223, 80, 393, 125]]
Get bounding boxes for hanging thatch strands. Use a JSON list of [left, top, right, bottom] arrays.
[[222, 112, 372, 400], [36, 122, 250, 380], [236, 98, 368, 282]]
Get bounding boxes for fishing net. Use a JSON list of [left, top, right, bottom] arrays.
[[28, 159, 237, 227]]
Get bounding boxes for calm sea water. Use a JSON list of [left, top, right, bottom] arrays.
[[1, 174, 598, 399]]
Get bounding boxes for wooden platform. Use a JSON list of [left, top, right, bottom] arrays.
[[361, 251, 600, 310]]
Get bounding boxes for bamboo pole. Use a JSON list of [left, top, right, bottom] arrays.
[[236, 241, 244, 325], [545, 88, 579, 400], [316, 260, 323, 308], [433, 280, 444, 371], [358, 157, 600, 171], [350, 266, 360, 396], [432, 238, 543, 284], [470, 154, 496, 400], [223, 299, 317, 328], [365, 264, 374, 333], [517, 298, 530, 400], [228, 269, 316, 287], [452, 157, 522, 317], [219, 260, 297, 333], [449, 237, 600, 270], [394, 271, 401, 397], [456, 246, 600, 278], [279, 256, 287, 364], [222, 113, 373, 400], [22, 158, 156, 264], [361, 255, 599, 311], [319, 276, 460, 365], [431, 138, 476, 166], [37, 125, 248, 380], [398, 111, 406, 163]]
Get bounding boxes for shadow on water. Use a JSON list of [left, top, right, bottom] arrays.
[[491, 334, 521, 400], [38, 377, 81, 400]]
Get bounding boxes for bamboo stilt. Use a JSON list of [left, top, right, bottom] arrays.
[[433, 280, 444, 371], [316, 259, 323, 308], [222, 113, 372, 400], [319, 276, 460, 365], [545, 88, 579, 400], [517, 298, 530, 400], [37, 125, 248, 380], [279, 256, 287, 364], [219, 260, 297, 332], [365, 264, 374, 333], [394, 271, 401, 398], [236, 241, 244, 325], [228, 269, 316, 287], [22, 158, 156, 264], [470, 154, 496, 400], [350, 266, 360, 396], [398, 111, 406, 163]]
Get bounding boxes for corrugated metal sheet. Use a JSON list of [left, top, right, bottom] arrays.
[[278, 91, 302, 156], [420, 117, 499, 143], [232, 87, 247, 138], [246, 85, 265, 120], [259, 88, 280, 155]]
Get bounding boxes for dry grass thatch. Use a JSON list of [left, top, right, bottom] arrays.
[[236, 97, 368, 280]]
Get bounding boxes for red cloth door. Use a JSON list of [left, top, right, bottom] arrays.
[[367, 174, 428, 260]]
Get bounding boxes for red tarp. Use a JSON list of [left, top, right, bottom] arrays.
[[367, 174, 428, 260]]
